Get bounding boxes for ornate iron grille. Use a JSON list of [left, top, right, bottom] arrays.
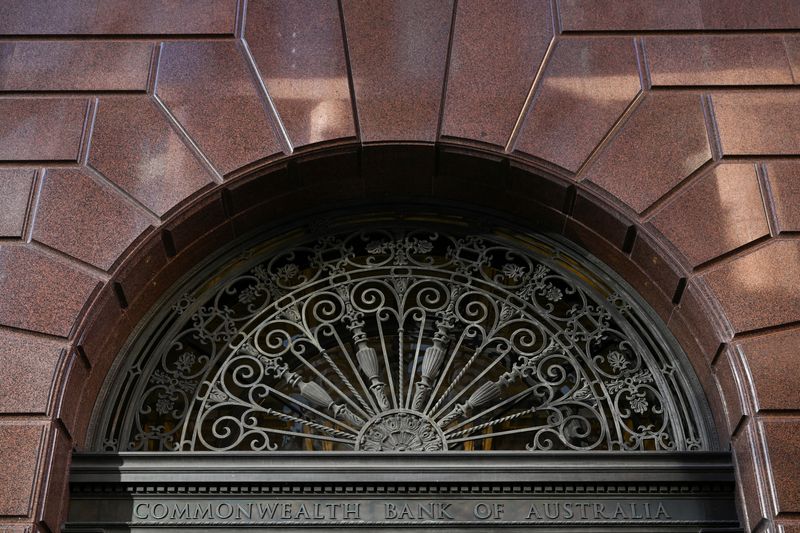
[[95, 220, 713, 453]]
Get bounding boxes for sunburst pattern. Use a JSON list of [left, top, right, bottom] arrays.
[[96, 224, 712, 453]]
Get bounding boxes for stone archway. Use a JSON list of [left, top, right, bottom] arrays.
[[0, 2, 798, 532], [68, 203, 738, 532]]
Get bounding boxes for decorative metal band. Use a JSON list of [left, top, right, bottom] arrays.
[[94, 220, 712, 452]]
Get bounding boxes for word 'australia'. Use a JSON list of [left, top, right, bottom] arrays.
[[526, 502, 670, 521]]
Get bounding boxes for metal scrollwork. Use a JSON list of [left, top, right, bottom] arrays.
[[96, 223, 712, 452]]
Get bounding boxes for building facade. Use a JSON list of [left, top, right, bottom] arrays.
[[0, 0, 799, 532]]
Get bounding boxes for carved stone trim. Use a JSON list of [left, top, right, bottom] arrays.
[[66, 453, 740, 531]]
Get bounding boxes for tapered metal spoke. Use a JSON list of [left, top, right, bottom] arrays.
[[397, 326, 405, 407], [376, 315, 399, 410], [314, 326, 377, 416], [260, 408, 357, 441], [289, 351, 372, 421], [445, 406, 538, 440], [235, 424, 356, 446], [404, 313, 427, 409], [447, 423, 561, 445], [443, 386, 540, 436], [267, 388, 361, 435], [422, 329, 472, 415]]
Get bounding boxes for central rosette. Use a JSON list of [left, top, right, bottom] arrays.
[[356, 409, 446, 452]]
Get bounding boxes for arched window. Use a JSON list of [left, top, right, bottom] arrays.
[[71, 211, 738, 532], [92, 214, 714, 454]]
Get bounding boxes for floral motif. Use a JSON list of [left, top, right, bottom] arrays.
[[410, 239, 433, 254], [516, 264, 564, 305], [155, 397, 174, 415], [174, 352, 196, 374], [275, 263, 299, 281], [238, 285, 260, 304], [629, 393, 649, 414], [151, 370, 195, 394], [501, 263, 525, 281], [607, 370, 654, 395], [365, 240, 385, 255], [367, 237, 434, 265], [544, 286, 563, 302], [608, 351, 628, 372], [253, 265, 270, 282]]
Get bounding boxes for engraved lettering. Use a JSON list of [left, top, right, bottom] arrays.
[[343, 503, 360, 519], [398, 504, 413, 519], [257, 503, 279, 520], [439, 503, 454, 520], [526, 504, 542, 519], [171, 504, 190, 520], [193, 503, 213, 520], [594, 503, 608, 519], [563, 503, 574, 519], [236, 503, 252, 520], [385, 502, 452, 520], [574, 502, 591, 519], [134, 503, 149, 520], [419, 502, 435, 520], [313, 503, 325, 519], [216, 503, 233, 520], [325, 503, 339, 519], [151, 503, 168, 520], [127, 498, 678, 525], [474, 503, 492, 519], [474, 502, 505, 520]]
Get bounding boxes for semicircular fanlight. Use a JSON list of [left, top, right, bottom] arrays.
[[95, 222, 713, 453]]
